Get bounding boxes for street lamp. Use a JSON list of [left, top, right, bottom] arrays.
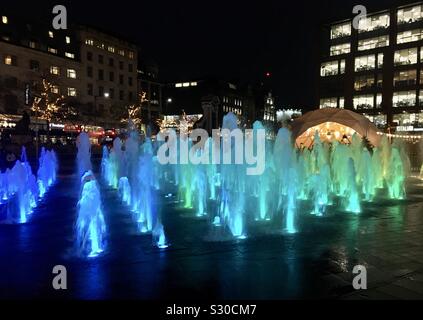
[[94, 92, 109, 126]]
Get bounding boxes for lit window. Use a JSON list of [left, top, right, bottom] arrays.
[[67, 69, 77, 79], [330, 22, 351, 39], [51, 85, 60, 94], [377, 53, 384, 68], [128, 51, 134, 59], [393, 91, 416, 107], [393, 112, 423, 130], [2, 16, 8, 24], [358, 13, 390, 33], [85, 39, 94, 46], [190, 82, 197, 86], [320, 60, 339, 76], [319, 97, 338, 108], [358, 35, 389, 51], [353, 94, 374, 110], [354, 54, 375, 71], [182, 82, 190, 87], [4, 55, 13, 65], [65, 36, 71, 44], [50, 66, 60, 75], [175, 83, 183, 88], [29, 41, 36, 49], [394, 70, 417, 86], [340, 59, 346, 74], [330, 43, 350, 56], [397, 29, 423, 44], [365, 114, 387, 128], [376, 94, 382, 108], [108, 46, 115, 53], [339, 97, 345, 109], [48, 47, 58, 54], [48, 31, 54, 38], [67, 87, 77, 97], [354, 75, 375, 91], [118, 49, 125, 56], [398, 5, 423, 25], [97, 43, 105, 49], [394, 48, 417, 66]]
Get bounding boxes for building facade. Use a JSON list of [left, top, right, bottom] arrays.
[[318, 2, 423, 133], [0, 13, 140, 127]]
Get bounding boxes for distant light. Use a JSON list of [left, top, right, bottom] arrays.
[[104, 92, 110, 98], [167, 98, 172, 103], [265, 72, 271, 77]]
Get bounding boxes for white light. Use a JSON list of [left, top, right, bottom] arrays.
[[104, 93, 110, 98], [167, 98, 172, 103]]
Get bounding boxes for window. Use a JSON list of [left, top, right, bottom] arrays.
[[98, 69, 104, 81], [377, 74, 383, 88], [397, 29, 423, 44], [85, 39, 94, 46], [67, 87, 77, 97], [393, 91, 416, 107], [109, 58, 114, 67], [87, 51, 92, 61], [109, 71, 114, 82], [87, 83, 93, 96], [393, 112, 423, 130], [50, 66, 60, 75], [190, 81, 198, 86], [340, 59, 346, 74], [119, 61, 124, 70], [394, 70, 417, 86], [358, 35, 389, 51], [339, 97, 345, 109], [29, 41, 36, 49], [4, 55, 16, 66], [128, 91, 133, 101], [97, 43, 105, 50], [119, 74, 124, 85], [99, 86, 104, 97], [128, 64, 133, 72], [394, 48, 417, 66], [48, 31, 54, 38], [377, 53, 384, 68], [29, 60, 39, 72], [2, 16, 8, 24], [128, 77, 133, 86], [330, 22, 351, 39], [48, 47, 58, 54], [109, 88, 115, 99], [87, 66, 93, 78], [118, 49, 125, 56], [353, 94, 374, 109], [175, 83, 183, 88], [354, 54, 375, 71], [365, 114, 387, 128], [98, 55, 104, 64], [320, 61, 338, 76], [67, 69, 77, 79], [358, 13, 390, 33], [65, 52, 75, 59], [51, 85, 59, 94], [119, 90, 124, 100], [376, 93, 382, 108], [319, 97, 338, 108], [330, 43, 350, 56], [398, 5, 423, 25], [108, 46, 115, 53], [128, 51, 134, 59], [65, 36, 71, 44], [420, 70, 423, 84], [354, 75, 375, 91]]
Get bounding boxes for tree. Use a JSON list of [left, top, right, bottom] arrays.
[[120, 91, 146, 130]]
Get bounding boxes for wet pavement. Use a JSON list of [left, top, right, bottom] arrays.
[[1, 155, 423, 300]]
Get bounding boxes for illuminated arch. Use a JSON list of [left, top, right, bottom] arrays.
[[290, 108, 381, 148]]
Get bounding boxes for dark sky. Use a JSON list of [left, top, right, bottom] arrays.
[[2, 0, 415, 108]]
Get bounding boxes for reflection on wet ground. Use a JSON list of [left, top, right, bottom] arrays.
[[1, 159, 423, 299]]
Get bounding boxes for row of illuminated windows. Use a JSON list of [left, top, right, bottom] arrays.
[[319, 97, 345, 109], [175, 82, 197, 88], [222, 96, 243, 107], [86, 51, 133, 72], [392, 112, 423, 128], [223, 106, 242, 115], [354, 74, 383, 91], [49, 86, 77, 97], [331, 30, 423, 56], [320, 59, 345, 76], [354, 53, 384, 71], [85, 38, 135, 59], [86, 66, 133, 86], [354, 71, 423, 90], [49, 66, 77, 79], [330, 4, 423, 40]]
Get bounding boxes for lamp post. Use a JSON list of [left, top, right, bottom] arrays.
[[94, 92, 109, 126]]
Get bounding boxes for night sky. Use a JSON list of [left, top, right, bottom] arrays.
[[2, 0, 415, 110]]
